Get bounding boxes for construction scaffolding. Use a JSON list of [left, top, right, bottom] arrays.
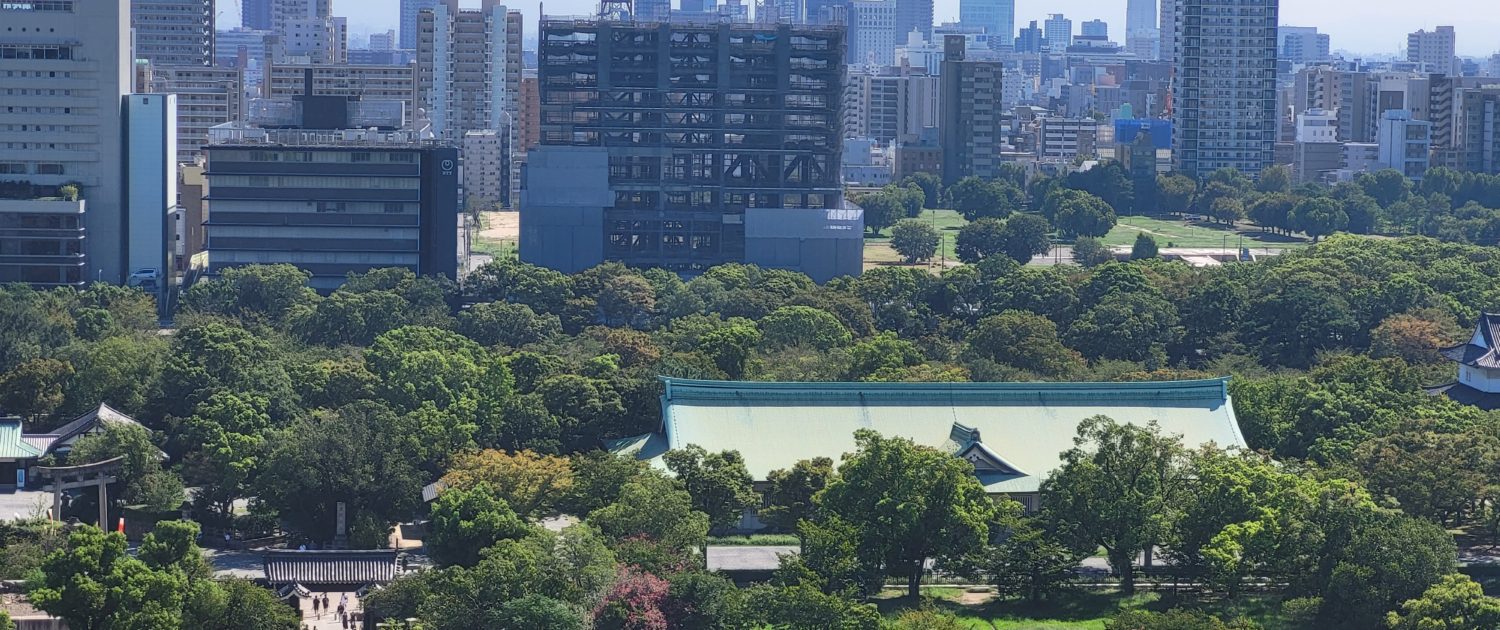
[[536, 18, 846, 273]]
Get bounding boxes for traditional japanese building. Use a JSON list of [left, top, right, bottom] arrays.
[[0, 404, 149, 491], [1433, 313, 1500, 410], [611, 377, 1246, 519]]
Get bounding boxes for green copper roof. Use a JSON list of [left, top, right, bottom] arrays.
[[0, 419, 43, 460], [633, 377, 1246, 495]]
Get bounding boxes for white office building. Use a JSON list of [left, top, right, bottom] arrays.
[[1377, 109, 1431, 180], [1043, 14, 1071, 52], [850, 0, 898, 66], [124, 95, 177, 301], [0, 0, 131, 284]]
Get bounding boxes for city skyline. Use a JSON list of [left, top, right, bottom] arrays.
[[217, 0, 1500, 57]]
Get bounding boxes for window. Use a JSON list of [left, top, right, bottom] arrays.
[[351, 152, 372, 163], [316, 201, 346, 213], [389, 153, 415, 163], [383, 202, 404, 213], [0, 163, 25, 174], [34, 163, 63, 175]]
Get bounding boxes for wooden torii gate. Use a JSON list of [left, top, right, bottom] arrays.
[[34, 456, 125, 530]]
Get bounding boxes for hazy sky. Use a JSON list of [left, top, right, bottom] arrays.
[[220, 0, 1500, 57]]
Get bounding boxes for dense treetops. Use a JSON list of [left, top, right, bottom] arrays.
[[4, 212, 1500, 627]]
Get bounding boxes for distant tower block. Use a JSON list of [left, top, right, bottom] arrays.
[[599, 0, 632, 19]]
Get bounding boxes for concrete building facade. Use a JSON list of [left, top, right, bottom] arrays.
[[1407, 26, 1456, 76], [123, 94, 177, 300], [845, 66, 940, 144], [1171, 0, 1279, 177], [266, 64, 417, 126], [1043, 14, 1071, 53], [939, 36, 1005, 184], [523, 19, 860, 282], [416, 0, 524, 203], [1377, 109, 1431, 180], [147, 66, 244, 162], [132, 0, 215, 67], [462, 130, 507, 207], [203, 107, 459, 290], [0, 0, 131, 284], [849, 0, 897, 67]]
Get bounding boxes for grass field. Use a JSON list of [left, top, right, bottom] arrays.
[[863, 209, 966, 270], [1102, 216, 1312, 251], [874, 588, 1296, 629]]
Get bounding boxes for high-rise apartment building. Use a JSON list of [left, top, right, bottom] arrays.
[[132, 0, 215, 67], [958, 0, 1014, 49], [940, 36, 1006, 184], [523, 19, 860, 282], [463, 130, 507, 207], [845, 66, 940, 143], [849, 0, 897, 66], [894, 0, 933, 43], [1158, 0, 1178, 62], [1279, 26, 1329, 65], [1125, 0, 1158, 59], [1291, 67, 1374, 143], [1043, 14, 1072, 53], [416, 0, 524, 204], [1171, 0, 1279, 177], [400, 0, 440, 50], [243, 0, 273, 30], [266, 64, 418, 127], [0, 0, 131, 284], [148, 66, 245, 162], [1408, 26, 1456, 76], [273, 15, 348, 64], [1456, 87, 1500, 174]]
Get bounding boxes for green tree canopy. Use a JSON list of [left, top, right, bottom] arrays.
[[889, 219, 941, 263], [662, 446, 760, 534], [817, 430, 998, 598], [1042, 417, 1187, 593], [428, 483, 535, 567]]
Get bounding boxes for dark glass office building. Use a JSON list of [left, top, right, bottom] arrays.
[[203, 97, 458, 290], [522, 18, 862, 282]]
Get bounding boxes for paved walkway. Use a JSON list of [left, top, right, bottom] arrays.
[[294, 591, 363, 630]]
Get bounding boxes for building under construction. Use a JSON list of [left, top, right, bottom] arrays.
[[521, 18, 862, 282]]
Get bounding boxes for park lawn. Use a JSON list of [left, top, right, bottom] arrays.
[[864, 209, 965, 269], [1102, 216, 1312, 250]]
